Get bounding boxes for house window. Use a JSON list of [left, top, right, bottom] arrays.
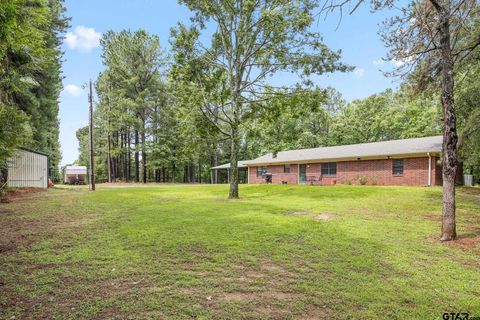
[[284, 164, 291, 173], [392, 159, 404, 176], [321, 162, 337, 177], [256, 166, 267, 177]]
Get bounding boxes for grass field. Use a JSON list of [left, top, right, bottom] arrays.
[[0, 184, 479, 319]]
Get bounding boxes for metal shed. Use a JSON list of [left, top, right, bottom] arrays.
[[64, 166, 87, 185], [7, 148, 49, 188]]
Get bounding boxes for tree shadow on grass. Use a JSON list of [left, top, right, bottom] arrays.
[[240, 185, 380, 203], [3, 186, 480, 319]]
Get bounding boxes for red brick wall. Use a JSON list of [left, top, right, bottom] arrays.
[[248, 156, 440, 186], [249, 164, 298, 184]]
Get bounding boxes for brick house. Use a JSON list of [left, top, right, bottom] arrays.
[[213, 136, 444, 186]]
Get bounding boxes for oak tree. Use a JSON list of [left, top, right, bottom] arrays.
[[172, 0, 350, 198]]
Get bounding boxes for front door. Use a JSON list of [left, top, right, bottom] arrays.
[[299, 164, 307, 184]]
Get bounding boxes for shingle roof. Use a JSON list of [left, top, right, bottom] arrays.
[[211, 160, 249, 170], [246, 135, 443, 165]]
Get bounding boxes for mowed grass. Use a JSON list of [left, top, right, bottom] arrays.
[[0, 184, 479, 319]]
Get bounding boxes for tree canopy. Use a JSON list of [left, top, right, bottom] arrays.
[[0, 0, 68, 181], [171, 0, 351, 198]]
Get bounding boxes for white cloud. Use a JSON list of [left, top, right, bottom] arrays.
[[373, 59, 384, 66], [64, 84, 83, 97], [65, 26, 101, 53], [391, 59, 406, 68], [353, 68, 365, 78], [391, 56, 413, 68]]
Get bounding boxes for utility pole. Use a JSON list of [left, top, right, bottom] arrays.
[[88, 79, 96, 191]]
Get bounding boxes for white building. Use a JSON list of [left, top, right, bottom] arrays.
[[7, 148, 49, 188], [64, 165, 87, 185]]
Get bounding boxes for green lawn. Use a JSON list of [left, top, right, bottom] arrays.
[[0, 185, 479, 319]]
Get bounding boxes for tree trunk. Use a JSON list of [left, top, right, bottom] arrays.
[[120, 132, 125, 181], [1, 168, 8, 186], [122, 133, 128, 181], [141, 129, 147, 183], [228, 71, 241, 198], [229, 124, 240, 198], [113, 155, 117, 182], [107, 132, 112, 183], [127, 130, 132, 181], [210, 150, 217, 184], [434, 0, 458, 241], [172, 146, 176, 183], [113, 131, 118, 182], [134, 129, 139, 182], [214, 148, 218, 184], [190, 163, 195, 183], [172, 163, 176, 183], [198, 159, 202, 184]]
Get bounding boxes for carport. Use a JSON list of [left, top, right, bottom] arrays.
[[211, 161, 249, 184], [64, 166, 87, 185]]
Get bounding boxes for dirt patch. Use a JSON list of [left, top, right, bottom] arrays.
[[254, 306, 290, 318], [182, 258, 311, 318], [314, 213, 338, 221], [287, 210, 338, 221], [424, 214, 441, 222], [219, 292, 252, 301], [259, 260, 294, 277], [156, 197, 176, 203], [0, 217, 48, 253], [0, 242, 17, 253], [294, 307, 330, 319], [261, 262, 285, 273], [178, 287, 200, 295], [215, 260, 301, 302], [213, 197, 244, 202], [288, 210, 311, 215], [0, 189, 100, 254], [223, 259, 296, 282], [1, 271, 154, 320], [450, 235, 480, 248], [0, 212, 100, 253], [0, 188, 46, 203], [459, 187, 480, 196], [441, 236, 480, 268], [218, 291, 300, 302]]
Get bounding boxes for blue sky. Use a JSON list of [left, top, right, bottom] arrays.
[[59, 0, 400, 165]]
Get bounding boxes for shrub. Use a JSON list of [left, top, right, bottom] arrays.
[[357, 176, 369, 185]]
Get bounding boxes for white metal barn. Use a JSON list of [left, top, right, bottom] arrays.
[[7, 148, 49, 188], [64, 166, 87, 184]]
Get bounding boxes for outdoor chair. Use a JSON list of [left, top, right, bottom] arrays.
[[306, 175, 323, 186]]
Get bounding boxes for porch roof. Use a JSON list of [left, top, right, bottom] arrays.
[[211, 160, 250, 170]]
